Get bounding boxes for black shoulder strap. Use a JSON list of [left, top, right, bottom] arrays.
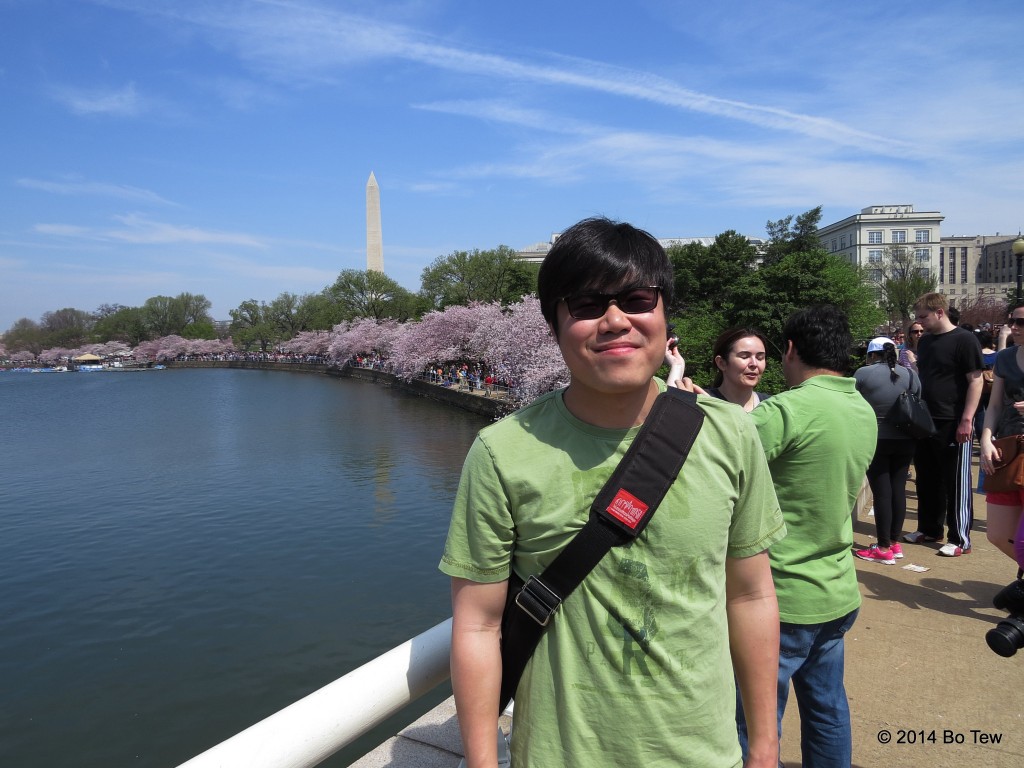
[[498, 387, 704, 711]]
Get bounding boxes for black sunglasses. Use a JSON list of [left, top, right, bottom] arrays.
[[562, 286, 661, 320], [1011, 318, 1024, 328], [909, 328, 924, 334]]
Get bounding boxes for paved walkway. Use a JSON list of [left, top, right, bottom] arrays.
[[353, 457, 1024, 767]]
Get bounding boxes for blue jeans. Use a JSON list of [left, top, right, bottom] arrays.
[[737, 609, 859, 768]]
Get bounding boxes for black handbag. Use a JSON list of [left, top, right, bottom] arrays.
[[885, 371, 935, 439]]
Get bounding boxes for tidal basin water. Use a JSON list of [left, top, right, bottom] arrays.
[[0, 368, 487, 767]]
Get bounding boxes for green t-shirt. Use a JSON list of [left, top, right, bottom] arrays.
[[751, 374, 877, 624], [440, 381, 785, 768]]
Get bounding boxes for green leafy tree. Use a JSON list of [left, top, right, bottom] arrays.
[[92, 306, 150, 345], [666, 231, 765, 387], [180, 320, 216, 340], [229, 299, 276, 352], [295, 292, 346, 330], [3, 317, 46, 354], [40, 307, 94, 348], [667, 207, 883, 391], [326, 269, 412, 320], [668, 231, 759, 315], [176, 292, 214, 336], [142, 296, 187, 337], [141, 293, 213, 338], [738, 250, 885, 360], [419, 246, 535, 309], [388, 288, 430, 322], [267, 292, 306, 339], [867, 244, 938, 326], [762, 206, 824, 268]]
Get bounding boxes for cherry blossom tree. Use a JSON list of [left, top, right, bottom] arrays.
[[390, 303, 501, 376], [326, 318, 401, 364], [283, 296, 568, 410], [474, 295, 568, 405], [281, 330, 331, 357], [37, 347, 74, 365]]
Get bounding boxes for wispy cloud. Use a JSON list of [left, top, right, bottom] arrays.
[[49, 82, 143, 116], [415, 99, 598, 136], [34, 214, 268, 248], [17, 177, 176, 205], [414, 98, 883, 195], [118, 0, 910, 155]]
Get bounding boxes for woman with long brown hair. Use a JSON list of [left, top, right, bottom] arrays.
[[705, 326, 771, 412]]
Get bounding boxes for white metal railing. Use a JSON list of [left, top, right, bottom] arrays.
[[177, 618, 453, 768]]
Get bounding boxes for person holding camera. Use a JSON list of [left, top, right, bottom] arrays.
[[979, 306, 1024, 572]]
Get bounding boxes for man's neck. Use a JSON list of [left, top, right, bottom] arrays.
[[562, 379, 659, 429], [931, 318, 957, 335], [786, 366, 842, 387]]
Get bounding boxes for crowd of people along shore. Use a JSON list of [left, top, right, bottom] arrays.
[[438, 216, 1023, 768], [350, 355, 507, 398]]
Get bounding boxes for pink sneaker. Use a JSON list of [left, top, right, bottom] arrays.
[[889, 542, 904, 559], [855, 545, 896, 565]]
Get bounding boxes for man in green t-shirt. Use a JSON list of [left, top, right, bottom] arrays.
[[738, 305, 877, 768], [440, 217, 786, 768]]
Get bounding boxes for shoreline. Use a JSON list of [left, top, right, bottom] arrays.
[[164, 360, 506, 419]]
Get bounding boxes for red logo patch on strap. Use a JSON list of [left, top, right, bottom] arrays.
[[606, 488, 649, 529]]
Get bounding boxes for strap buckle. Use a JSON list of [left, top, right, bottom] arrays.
[[515, 575, 562, 626]]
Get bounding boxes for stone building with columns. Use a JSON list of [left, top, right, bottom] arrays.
[[816, 204, 944, 282], [817, 204, 1020, 309]]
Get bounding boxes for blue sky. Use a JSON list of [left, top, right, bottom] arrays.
[[2, 0, 1023, 330]]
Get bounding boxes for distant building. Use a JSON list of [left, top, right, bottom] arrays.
[[516, 234, 764, 265], [816, 204, 1020, 308], [941, 234, 1020, 306], [816, 205, 944, 283]]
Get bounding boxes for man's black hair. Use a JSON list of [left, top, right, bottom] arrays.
[[783, 304, 853, 373], [537, 217, 675, 329]]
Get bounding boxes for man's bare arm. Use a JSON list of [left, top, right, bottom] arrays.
[[726, 551, 780, 768], [959, 369, 983, 442], [451, 578, 509, 768]]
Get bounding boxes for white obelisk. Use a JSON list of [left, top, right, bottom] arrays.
[[366, 172, 383, 272]]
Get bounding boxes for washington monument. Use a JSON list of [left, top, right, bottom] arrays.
[[366, 172, 383, 272]]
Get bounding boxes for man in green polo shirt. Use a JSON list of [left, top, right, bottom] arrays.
[[737, 304, 876, 768], [441, 217, 786, 768]]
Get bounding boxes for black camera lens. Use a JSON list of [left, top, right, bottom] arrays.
[[992, 579, 1024, 614], [986, 616, 1024, 657]]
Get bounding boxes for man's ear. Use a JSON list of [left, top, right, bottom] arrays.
[[783, 339, 796, 361], [547, 320, 558, 340]]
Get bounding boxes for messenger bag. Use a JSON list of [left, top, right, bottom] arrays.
[[498, 386, 704, 711]]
